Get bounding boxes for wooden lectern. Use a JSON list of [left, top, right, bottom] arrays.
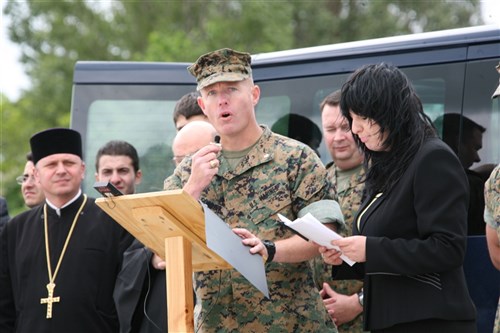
[[95, 189, 231, 332]]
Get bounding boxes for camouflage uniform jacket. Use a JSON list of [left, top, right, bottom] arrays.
[[312, 162, 366, 332], [163, 126, 337, 332], [484, 164, 500, 333]]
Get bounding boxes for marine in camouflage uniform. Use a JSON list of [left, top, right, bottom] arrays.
[[164, 126, 337, 332], [163, 48, 338, 332], [484, 164, 500, 333], [311, 162, 366, 332]]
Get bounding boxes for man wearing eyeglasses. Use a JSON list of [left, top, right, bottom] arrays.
[[172, 120, 218, 166], [16, 152, 45, 208]]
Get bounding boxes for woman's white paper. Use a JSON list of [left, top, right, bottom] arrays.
[[278, 212, 356, 266]]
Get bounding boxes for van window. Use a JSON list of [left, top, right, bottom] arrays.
[[251, 62, 468, 162], [78, 59, 499, 194], [462, 59, 500, 163], [78, 85, 194, 193]]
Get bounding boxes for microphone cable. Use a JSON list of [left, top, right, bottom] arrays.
[[142, 247, 163, 332]]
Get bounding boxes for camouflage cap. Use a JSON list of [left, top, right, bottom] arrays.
[[492, 62, 500, 99], [188, 48, 252, 91]]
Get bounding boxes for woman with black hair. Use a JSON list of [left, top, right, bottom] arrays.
[[320, 63, 477, 332]]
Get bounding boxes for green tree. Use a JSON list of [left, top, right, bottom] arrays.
[[1, 94, 41, 215], [1, 0, 483, 213]]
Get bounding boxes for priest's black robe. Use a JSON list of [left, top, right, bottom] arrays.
[[113, 240, 168, 333], [0, 194, 134, 333]]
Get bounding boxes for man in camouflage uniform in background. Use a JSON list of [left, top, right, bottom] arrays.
[[313, 89, 367, 332], [484, 164, 500, 333], [485, 69, 500, 333], [163, 48, 339, 332]]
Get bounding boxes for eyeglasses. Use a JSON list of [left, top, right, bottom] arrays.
[[16, 175, 36, 185], [172, 154, 192, 165], [172, 149, 201, 165]]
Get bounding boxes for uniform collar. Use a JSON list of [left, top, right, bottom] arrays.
[[218, 125, 274, 179]]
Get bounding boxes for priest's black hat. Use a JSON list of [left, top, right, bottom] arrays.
[[30, 128, 83, 164]]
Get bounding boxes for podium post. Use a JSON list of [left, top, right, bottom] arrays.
[[165, 236, 194, 332], [95, 190, 232, 333]]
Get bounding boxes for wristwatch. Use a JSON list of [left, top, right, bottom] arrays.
[[357, 289, 364, 306], [262, 240, 276, 263]]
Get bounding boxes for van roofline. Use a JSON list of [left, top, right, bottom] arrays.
[[252, 24, 500, 63], [74, 24, 500, 84]]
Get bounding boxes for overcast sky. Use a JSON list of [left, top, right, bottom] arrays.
[[1, 1, 499, 102], [1, 0, 30, 101]]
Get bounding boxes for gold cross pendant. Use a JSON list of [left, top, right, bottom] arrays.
[[40, 282, 60, 319]]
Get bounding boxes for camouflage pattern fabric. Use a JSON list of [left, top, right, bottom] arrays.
[[484, 164, 500, 333], [164, 126, 337, 332], [311, 162, 366, 332], [188, 48, 252, 91]]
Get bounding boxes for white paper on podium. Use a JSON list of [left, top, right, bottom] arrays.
[[202, 204, 270, 298], [278, 213, 356, 266]]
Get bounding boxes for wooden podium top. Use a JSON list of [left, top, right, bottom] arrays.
[[95, 189, 231, 271]]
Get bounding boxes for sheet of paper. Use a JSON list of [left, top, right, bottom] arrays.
[[202, 204, 270, 298], [278, 213, 356, 266]]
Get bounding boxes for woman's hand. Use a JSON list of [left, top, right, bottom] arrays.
[[332, 236, 367, 263], [319, 235, 367, 264]]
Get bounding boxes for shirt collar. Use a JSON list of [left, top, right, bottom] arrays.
[[46, 189, 82, 217]]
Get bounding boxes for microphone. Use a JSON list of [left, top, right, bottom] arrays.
[[214, 135, 221, 144]]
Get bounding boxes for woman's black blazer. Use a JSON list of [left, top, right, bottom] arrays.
[[334, 137, 476, 331]]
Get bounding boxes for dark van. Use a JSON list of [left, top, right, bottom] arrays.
[[71, 24, 500, 193], [71, 24, 500, 332]]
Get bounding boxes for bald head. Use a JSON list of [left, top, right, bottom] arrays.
[[172, 121, 217, 165]]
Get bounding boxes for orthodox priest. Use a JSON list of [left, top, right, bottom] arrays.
[[0, 128, 134, 333]]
